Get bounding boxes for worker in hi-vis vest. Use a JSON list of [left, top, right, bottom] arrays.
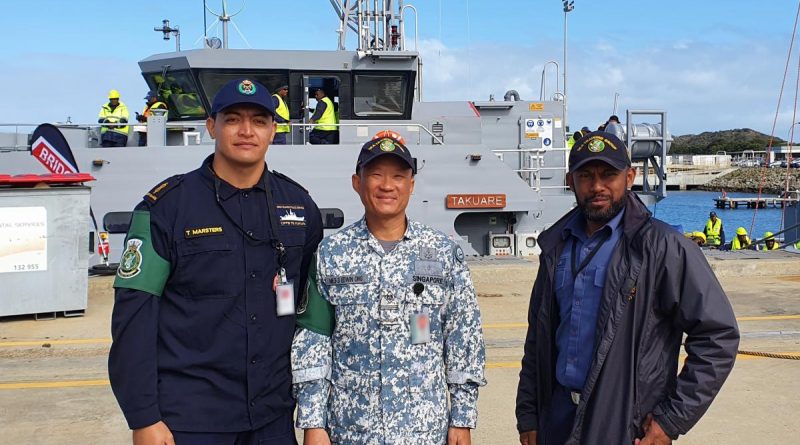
[[309, 88, 339, 144], [704, 211, 724, 247], [135, 91, 168, 146], [272, 85, 290, 145], [98, 89, 130, 147]]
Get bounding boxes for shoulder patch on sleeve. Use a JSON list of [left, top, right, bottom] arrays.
[[453, 244, 465, 263], [113, 210, 171, 296], [143, 174, 184, 205], [272, 170, 308, 193]]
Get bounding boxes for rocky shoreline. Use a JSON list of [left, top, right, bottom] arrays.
[[699, 168, 800, 194]]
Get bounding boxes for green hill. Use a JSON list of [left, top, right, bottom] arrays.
[[670, 129, 786, 155]]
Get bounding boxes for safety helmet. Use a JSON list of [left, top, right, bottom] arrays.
[[692, 231, 706, 242], [108, 89, 121, 99], [736, 227, 747, 236], [764, 231, 775, 240]]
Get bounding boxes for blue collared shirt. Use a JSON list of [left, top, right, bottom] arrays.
[[554, 208, 625, 390]]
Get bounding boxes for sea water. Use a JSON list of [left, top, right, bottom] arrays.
[[647, 191, 785, 240]]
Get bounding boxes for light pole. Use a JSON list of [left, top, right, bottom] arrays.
[[563, 1, 574, 132], [613, 92, 620, 116]]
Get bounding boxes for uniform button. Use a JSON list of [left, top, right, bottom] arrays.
[[251, 358, 257, 364], [243, 192, 249, 198], [247, 230, 254, 237], [250, 272, 257, 279], [250, 401, 255, 407], [250, 314, 257, 321]]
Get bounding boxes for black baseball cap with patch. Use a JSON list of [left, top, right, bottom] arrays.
[[569, 131, 631, 173], [356, 136, 417, 174], [210, 78, 276, 116]]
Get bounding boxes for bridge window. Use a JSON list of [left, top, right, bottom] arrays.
[[143, 71, 207, 121], [197, 70, 289, 110], [353, 73, 409, 117]]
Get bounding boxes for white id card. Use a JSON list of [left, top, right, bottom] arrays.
[[410, 312, 431, 344], [276, 282, 295, 317]]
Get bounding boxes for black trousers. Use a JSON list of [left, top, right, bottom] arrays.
[[309, 129, 338, 144], [171, 410, 297, 445], [539, 384, 578, 445], [272, 132, 288, 145]]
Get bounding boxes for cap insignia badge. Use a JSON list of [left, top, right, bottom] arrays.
[[238, 80, 256, 95], [588, 139, 605, 153], [379, 139, 396, 152]]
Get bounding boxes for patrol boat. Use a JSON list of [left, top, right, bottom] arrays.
[[0, 0, 671, 263]]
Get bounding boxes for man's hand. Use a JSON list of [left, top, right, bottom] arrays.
[[303, 428, 331, 445], [132, 421, 174, 445], [519, 430, 537, 445], [447, 426, 472, 445], [634, 414, 671, 445]]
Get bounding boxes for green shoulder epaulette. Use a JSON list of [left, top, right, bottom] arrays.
[[296, 254, 335, 336], [272, 170, 308, 193], [143, 174, 183, 205]]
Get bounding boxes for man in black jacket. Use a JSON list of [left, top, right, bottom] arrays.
[[516, 132, 739, 445]]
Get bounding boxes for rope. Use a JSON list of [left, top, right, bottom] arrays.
[[738, 350, 800, 361], [750, 1, 800, 237]]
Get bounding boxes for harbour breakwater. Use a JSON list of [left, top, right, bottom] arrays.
[[699, 168, 800, 194]]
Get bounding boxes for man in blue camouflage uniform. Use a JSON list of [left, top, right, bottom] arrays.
[[109, 78, 322, 445], [291, 132, 486, 445]]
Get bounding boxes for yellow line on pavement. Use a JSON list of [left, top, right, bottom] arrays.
[[0, 338, 111, 347], [0, 379, 110, 390], [737, 315, 800, 321], [0, 315, 796, 348], [484, 314, 800, 330]]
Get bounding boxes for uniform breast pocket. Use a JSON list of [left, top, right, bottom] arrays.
[[278, 228, 306, 294], [174, 237, 234, 298], [327, 281, 372, 347], [593, 266, 607, 290]]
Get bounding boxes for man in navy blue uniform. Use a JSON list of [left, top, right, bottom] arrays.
[[109, 78, 323, 445]]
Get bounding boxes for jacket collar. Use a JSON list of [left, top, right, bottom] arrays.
[[539, 191, 651, 255], [198, 154, 268, 201], [353, 216, 418, 241]]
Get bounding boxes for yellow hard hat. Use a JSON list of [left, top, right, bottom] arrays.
[[692, 231, 706, 242], [764, 231, 774, 239], [108, 89, 120, 99], [736, 227, 747, 236]]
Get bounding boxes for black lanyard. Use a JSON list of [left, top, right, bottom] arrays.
[[570, 229, 612, 278], [212, 168, 287, 271]]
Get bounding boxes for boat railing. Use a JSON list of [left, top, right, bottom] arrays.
[[492, 147, 570, 192], [0, 121, 445, 148]]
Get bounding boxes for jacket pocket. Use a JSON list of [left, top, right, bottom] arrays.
[[329, 369, 379, 432], [174, 236, 234, 298], [408, 371, 447, 432]]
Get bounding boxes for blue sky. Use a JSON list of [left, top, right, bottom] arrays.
[[1, 0, 798, 136]]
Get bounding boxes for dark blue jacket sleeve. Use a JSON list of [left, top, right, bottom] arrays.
[[310, 100, 326, 122], [108, 202, 172, 430], [516, 259, 546, 433]]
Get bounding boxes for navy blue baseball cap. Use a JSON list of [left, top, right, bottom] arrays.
[[569, 131, 631, 172], [144, 90, 158, 100], [356, 134, 417, 174], [210, 78, 276, 116]]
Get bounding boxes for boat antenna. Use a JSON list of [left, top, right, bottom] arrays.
[[333, 0, 412, 52], [154, 19, 181, 51], [203, 0, 208, 41], [205, 0, 248, 49]]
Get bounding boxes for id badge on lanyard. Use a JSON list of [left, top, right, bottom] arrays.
[[275, 266, 295, 317]]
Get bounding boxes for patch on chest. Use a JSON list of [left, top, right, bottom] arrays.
[[414, 260, 443, 277], [277, 204, 306, 227], [322, 275, 369, 285], [418, 246, 437, 260], [184, 226, 224, 238]]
